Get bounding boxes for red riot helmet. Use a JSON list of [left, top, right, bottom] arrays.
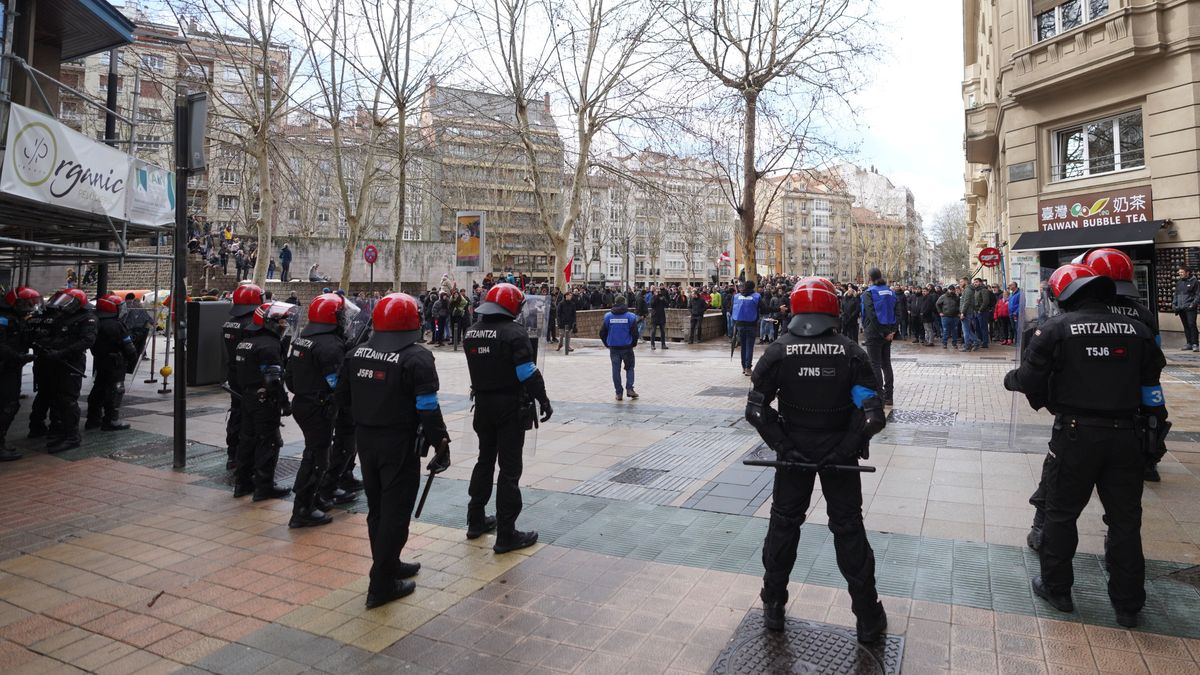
[[230, 283, 265, 317], [1073, 248, 1137, 298], [251, 301, 297, 336], [1048, 263, 1115, 305], [475, 283, 524, 318], [367, 292, 422, 352], [303, 292, 360, 337], [4, 286, 41, 315], [46, 288, 89, 314], [95, 293, 125, 318], [787, 278, 841, 337]]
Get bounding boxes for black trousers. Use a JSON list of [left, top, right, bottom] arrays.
[[468, 393, 526, 534], [85, 365, 123, 424], [842, 320, 859, 344], [864, 339, 893, 400], [357, 427, 419, 595], [1178, 308, 1199, 346], [48, 363, 84, 443], [0, 368, 22, 444], [650, 321, 667, 347], [236, 395, 282, 490], [689, 316, 703, 342], [1040, 423, 1145, 613], [29, 361, 50, 434], [322, 407, 357, 496], [762, 464, 879, 616], [226, 374, 243, 464], [291, 398, 333, 512]]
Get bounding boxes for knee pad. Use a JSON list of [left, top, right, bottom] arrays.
[[828, 514, 866, 537]]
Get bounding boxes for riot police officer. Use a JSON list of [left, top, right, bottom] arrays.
[[223, 284, 264, 470], [334, 293, 450, 608], [234, 302, 295, 500], [85, 294, 138, 432], [26, 296, 55, 439], [0, 287, 40, 461], [463, 283, 552, 553], [284, 293, 359, 528], [36, 289, 96, 453], [745, 277, 888, 643], [1005, 264, 1166, 628]]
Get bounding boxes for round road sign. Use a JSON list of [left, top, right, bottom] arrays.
[[978, 247, 1001, 267], [363, 245, 378, 265]]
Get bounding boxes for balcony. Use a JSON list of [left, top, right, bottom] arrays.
[[1009, 7, 1164, 102], [964, 102, 999, 164]]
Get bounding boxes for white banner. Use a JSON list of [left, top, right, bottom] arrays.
[[126, 159, 175, 226], [2, 103, 130, 220]]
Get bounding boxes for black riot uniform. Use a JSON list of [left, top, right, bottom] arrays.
[[0, 301, 34, 460], [85, 308, 137, 431], [463, 314, 552, 552], [223, 313, 257, 469], [26, 308, 55, 438], [334, 314, 449, 608], [284, 329, 346, 527], [1005, 274, 1166, 628], [745, 290, 888, 643], [234, 308, 293, 500], [38, 298, 97, 453]]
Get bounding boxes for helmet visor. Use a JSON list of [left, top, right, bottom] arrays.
[[339, 299, 361, 333], [47, 292, 80, 312]]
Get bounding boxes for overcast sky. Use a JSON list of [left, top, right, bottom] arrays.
[[850, 1, 964, 231]]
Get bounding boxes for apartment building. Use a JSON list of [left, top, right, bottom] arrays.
[[964, 0, 1198, 320], [762, 173, 855, 280], [832, 163, 931, 283]]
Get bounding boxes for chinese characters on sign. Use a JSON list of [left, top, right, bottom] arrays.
[[1037, 187, 1153, 232]]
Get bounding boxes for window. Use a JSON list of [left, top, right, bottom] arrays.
[[608, 263, 622, 277], [219, 169, 240, 185], [402, 227, 415, 240], [666, 259, 685, 271], [1035, 0, 1107, 42], [141, 54, 166, 72], [223, 67, 241, 83], [319, 184, 332, 198], [135, 133, 160, 144], [136, 108, 161, 123], [217, 195, 239, 210], [99, 75, 123, 96], [287, 208, 300, 222], [98, 51, 110, 67], [184, 63, 209, 80], [317, 209, 330, 223], [59, 101, 81, 121], [1053, 110, 1143, 181]]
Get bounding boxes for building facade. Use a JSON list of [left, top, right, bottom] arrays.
[[964, 0, 1200, 323], [832, 163, 931, 283], [762, 173, 855, 280]]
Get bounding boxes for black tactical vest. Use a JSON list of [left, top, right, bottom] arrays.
[[463, 318, 529, 393], [342, 343, 431, 429], [1050, 309, 1144, 415], [286, 333, 345, 399], [771, 332, 858, 431]]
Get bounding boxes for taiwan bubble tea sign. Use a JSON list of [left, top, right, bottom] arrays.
[[1037, 186, 1153, 232]]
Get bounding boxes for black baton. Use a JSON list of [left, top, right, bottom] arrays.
[[743, 459, 876, 473], [220, 382, 241, 400], [414, 471, 436, 518]]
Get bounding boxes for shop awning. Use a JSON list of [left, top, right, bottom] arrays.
[[39, 0, 136, 61], [1011, 220, 1165, 252]]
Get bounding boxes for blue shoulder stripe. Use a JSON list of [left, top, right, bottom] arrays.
[[515, 361, 538, 382], [851, 385, 878, 409], [415, 393, 440, 411]]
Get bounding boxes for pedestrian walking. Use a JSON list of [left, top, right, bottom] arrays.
[[732, 281, 764, 375], [600, 295, 638, 401], [860, 268, 898, 405], [1005, 263, 1166, 629]]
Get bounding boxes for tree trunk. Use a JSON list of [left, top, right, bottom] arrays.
[[552, 235, 569, 290], [739, 90, 759, 281], [340, 215, 360, 293], [251, 139, 273, 286], [392, 118, 408, 291]]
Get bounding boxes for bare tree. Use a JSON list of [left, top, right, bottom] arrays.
[[933, 202, 970, 280], [669, 0, 875, 280], [168, 0, 317, 285]]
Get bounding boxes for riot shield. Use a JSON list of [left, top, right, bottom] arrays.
[[1007, 259, 1059, 447], [518, 295, 548, 457]]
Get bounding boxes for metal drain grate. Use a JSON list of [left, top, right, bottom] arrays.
[[610, 468, 670, 485], [1165, 366, 1200, 385], [890, 357, 918, 362], [916, 362, 961, 369], [707, 610, 904, 675], [886, 410, 958, 426], [109, 439, 173, 460], [699, 386, 751, 397]]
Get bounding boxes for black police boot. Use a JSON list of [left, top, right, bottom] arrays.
[[1031, 576, 1073, 613], [101, 421, 130, 432], [46, 437, 81, 454], [1115, 609, 1139, 628], [466, 515, 497, 540], [27, 426, 47, 439], [1144, 465, 1161, 482], [0, 446, 22, 462], [397, 560, 421, 579], [365, 579, 415, 609], [339, 476, 365, 493], [233, 483, 255, 498], [762, 600, 786, 632], [856, 602, 888, 644], [329, 488, 359, 505], [288, 508, 333, 529], [253, 485, 291, 502], [314, 494, 334, 512], [494, 529, 538, 554], [84, 418, 102, 430]]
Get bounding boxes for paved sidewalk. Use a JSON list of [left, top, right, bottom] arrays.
[[1, 334, 1200, 673]]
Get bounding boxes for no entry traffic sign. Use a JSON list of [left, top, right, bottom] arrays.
[[363, 245, 378, 265], [978, 247, 1001, 267]]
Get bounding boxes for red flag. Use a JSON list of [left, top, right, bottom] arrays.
[[563, 256, 574, 285]]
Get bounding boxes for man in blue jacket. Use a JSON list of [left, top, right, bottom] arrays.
[[600, 295, 639, 401], [732, 280, 764, 376], [860, 268, 898, 405]]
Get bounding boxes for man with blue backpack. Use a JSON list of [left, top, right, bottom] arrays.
[[860, 268, 898, 405], [732, 280, 765, 376]]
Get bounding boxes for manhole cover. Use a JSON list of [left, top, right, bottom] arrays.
[[610, 467, 669, 485], [887, 410, 957, 426], [109, 439, 173, 460], [916, 363, 961, 369], [708, 610, 903, 675], [700, 386, 750, 397], [1165, 367, 1200, 385], [1164, 565, 1200, 588]]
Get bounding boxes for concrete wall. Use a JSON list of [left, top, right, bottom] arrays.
[[574, 309, 725, 342], [273, 237, 476, 292]]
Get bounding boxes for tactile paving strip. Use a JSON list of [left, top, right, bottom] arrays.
[[707, 609, 904, 675], [699, 386, 754, 398], [886, 410, 958, 426]]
